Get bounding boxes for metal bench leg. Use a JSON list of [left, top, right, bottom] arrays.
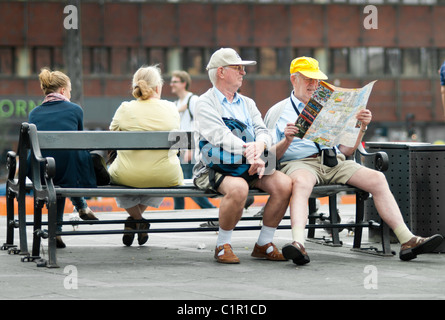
[[380, 220, 394, 256], [29, 200, 46, 261], [46, 197, 59, 268], [307, 198, 317, 239], [328, 194, 342, 246], [353, 191, 365, 249], [17, 191, 29, 256], [2, 192, 17, 251]]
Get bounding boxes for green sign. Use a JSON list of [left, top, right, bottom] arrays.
[[0, 99, 41, 118]]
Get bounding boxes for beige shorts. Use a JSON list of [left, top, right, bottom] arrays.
[[279, 154, 362, 185], [194, 170, 259, 193]]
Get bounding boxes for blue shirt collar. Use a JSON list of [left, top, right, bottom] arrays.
[[214, 87, 241, 104], [290, 91, 305, 110]]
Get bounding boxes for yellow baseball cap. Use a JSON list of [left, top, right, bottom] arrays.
[[290, 56, 328, 80]]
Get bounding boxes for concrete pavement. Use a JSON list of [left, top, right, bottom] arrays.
[[1, 203, 445, 302]]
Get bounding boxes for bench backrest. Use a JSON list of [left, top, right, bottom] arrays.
[[29, 126, 194, 151]]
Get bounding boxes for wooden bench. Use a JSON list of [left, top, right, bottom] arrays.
[[3, 122, 393, 268]]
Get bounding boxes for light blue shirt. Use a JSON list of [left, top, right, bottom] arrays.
[[213, 87, 255, 138], [275, 93, 334, 163]]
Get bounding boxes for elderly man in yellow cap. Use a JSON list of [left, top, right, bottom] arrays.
[[265, 56, 443, 265]]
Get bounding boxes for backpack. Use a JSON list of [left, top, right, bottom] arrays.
[[199, 117, 255, 179]]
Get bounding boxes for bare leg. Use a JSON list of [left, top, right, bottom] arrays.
[[253, 170, 292, 228], [123, 204, 149, 246], [288, 169, 317, 231], [125, 204, 148, 221], [217, 176, 249, 230], [346, 167, 405, 230]]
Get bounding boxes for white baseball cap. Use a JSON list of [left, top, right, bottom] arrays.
[[206, 48, 256, 70]]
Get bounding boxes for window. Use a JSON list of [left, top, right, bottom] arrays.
[[276, 48, 292, 75], [294, 48, 314, 59], [259, 47, 277, 75], [330, 48, 349, 74], [240, 47, 258, 74], [147, 47, 168, 71], [183, 47, 204, 75], [385, 48, 401, 76], [32, 47, 54, 74], [85, 47, 111, 74], [420, 48, 437, 77], [350, 47, 367, 76], [368, 47, 384, 75], [127, 47, 148, 75], [402, 49, 420, 76], [0, 47, 15, 75]]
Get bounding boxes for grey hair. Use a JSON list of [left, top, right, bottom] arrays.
[[208, 68, 218, 86]]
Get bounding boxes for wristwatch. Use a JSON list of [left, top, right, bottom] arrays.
[[360, 126, 367, 133]]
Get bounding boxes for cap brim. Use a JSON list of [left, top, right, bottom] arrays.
[[206, 60, 257, 70], [299, 70, 328, 80], [238, 61, 257, 66]]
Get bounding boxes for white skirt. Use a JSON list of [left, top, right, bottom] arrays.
[[114, 196, 164, 210]]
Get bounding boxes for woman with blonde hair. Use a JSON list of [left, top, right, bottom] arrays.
[[109, 65, 183, 246], [29, 68, 98, 248]]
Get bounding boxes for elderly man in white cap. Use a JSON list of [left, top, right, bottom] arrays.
[[265, 56, 443, 265], [193, 48, 293, 264]]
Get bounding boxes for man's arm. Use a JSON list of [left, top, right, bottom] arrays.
[[268, 123, 299, 160]]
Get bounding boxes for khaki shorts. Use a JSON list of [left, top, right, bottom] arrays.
[[194, 170, 259, 193], [279, 154, 362, 185]]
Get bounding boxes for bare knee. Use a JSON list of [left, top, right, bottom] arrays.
[[222, 180, 249, 205], [348, 168, 389, 195], [367, 171, 389, 194], [267, 173, 292, 199], [291, 173, 316, 196]]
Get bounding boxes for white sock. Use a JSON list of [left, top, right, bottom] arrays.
[[216, 228, 233, 256], [257, 225, 277, 254], [292, 227, 305, 246], [393, 224, 414, 244]]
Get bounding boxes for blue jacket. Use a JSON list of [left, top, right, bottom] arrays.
[[28, 100, 97, 188]]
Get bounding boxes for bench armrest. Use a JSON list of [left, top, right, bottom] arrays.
[[6, 151, 17, 180], [26, 122, 57, 187], [355, 143, 389, 172]]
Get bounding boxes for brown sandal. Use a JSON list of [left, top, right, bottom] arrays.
[[251, 242, 286, 261]]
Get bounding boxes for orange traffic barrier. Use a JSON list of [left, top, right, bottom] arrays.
[[0, 194, 356, 216], [0, 195, 270, 216]]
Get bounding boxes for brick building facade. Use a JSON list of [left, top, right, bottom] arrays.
[[1, 1, 445, 147]]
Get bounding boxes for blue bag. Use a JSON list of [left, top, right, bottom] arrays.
[[199, 117, 254, 178]]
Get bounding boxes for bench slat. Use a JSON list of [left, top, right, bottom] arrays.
[[53, 184, 358, 198], [37, 131, 193, 150]]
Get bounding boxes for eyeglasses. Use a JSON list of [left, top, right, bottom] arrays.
[[297, 74, 319, 84], [224, 65, 245, 73]]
